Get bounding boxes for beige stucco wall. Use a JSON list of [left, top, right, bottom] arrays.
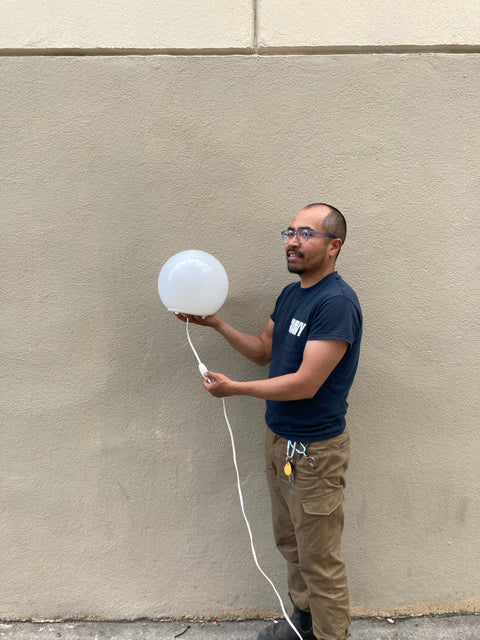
[[1, 0, 479, 623]]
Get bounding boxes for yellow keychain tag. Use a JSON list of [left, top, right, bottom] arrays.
[[284, 461, 292, 476]]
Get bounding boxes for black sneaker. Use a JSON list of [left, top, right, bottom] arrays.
[[257, 605, 315, 640]]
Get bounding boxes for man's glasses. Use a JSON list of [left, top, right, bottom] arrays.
[[281, 228, 337, 244]]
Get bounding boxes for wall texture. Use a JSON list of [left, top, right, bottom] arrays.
[[1, 0, 479, 622]]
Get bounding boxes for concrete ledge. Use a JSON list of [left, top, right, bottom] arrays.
[[0, 616, 478, 639], [258, 0, 480, 48], [0, 0, 253, 50]]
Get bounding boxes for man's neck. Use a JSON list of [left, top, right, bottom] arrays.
[[299, 265, 335, 288]]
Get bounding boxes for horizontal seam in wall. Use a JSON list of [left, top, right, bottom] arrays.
[[0, 45, 479, 57]]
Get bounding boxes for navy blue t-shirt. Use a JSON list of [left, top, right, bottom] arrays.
[[265, 271, 362, 442]]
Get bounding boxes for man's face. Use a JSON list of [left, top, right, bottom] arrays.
[[285, 207, 332, 276]]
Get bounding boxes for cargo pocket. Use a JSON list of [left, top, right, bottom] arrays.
[[302, 488, 344, 516]]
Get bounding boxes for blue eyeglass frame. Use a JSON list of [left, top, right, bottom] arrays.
[[281, 228, 337, 244]]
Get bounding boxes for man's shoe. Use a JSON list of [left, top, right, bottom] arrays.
[[257, 605, 315, 640]]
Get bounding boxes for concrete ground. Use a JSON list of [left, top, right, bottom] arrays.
[[0, 616, 478, 640]]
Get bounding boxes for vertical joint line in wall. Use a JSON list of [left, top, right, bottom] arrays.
[[253, 0, 259, 53]]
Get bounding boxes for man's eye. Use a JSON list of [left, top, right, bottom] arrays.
[[298, 230, 309, 240]]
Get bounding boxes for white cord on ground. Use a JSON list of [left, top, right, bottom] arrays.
[[185, 318, 302, 640], [221, 398, 302, 640]]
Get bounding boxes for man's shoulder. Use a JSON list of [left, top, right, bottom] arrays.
[[306, 274, 362, 328], [324, 273, 361, 306]]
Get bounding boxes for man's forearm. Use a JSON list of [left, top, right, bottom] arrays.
[[214, 319, 270, 366], [175, 312, 271, 365], [204, 339, 347, 401], [229, 373, 315, 401]]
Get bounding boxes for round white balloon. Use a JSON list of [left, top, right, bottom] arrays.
[[158, 250, 229, 316]]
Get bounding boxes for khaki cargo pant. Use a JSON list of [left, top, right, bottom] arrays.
[[265, 427, 351, 640]]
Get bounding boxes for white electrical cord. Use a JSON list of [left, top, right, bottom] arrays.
[[185, 319, 302, 640]]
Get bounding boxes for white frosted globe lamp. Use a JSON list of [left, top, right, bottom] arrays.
[[158, 250, 228, 317]]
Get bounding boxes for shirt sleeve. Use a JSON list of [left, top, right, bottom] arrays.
[[307, 295, 360, 346]]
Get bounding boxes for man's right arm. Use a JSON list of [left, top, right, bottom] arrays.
[[175, 313, 273, 366]]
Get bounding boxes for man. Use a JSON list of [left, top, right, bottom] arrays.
[[176, 203, 362, 640]]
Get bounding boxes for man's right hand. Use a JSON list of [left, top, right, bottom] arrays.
[[174, 312, 220, 329]]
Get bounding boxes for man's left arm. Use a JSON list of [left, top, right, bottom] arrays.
[[203, 339, 348, 400]]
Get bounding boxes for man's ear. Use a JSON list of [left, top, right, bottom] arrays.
[[329, 238, 343, 258]]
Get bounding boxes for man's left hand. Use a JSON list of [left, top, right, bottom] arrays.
[[203, 371, 236, 397]]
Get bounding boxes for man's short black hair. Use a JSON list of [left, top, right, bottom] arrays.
[[304, 202, 347, 244]]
